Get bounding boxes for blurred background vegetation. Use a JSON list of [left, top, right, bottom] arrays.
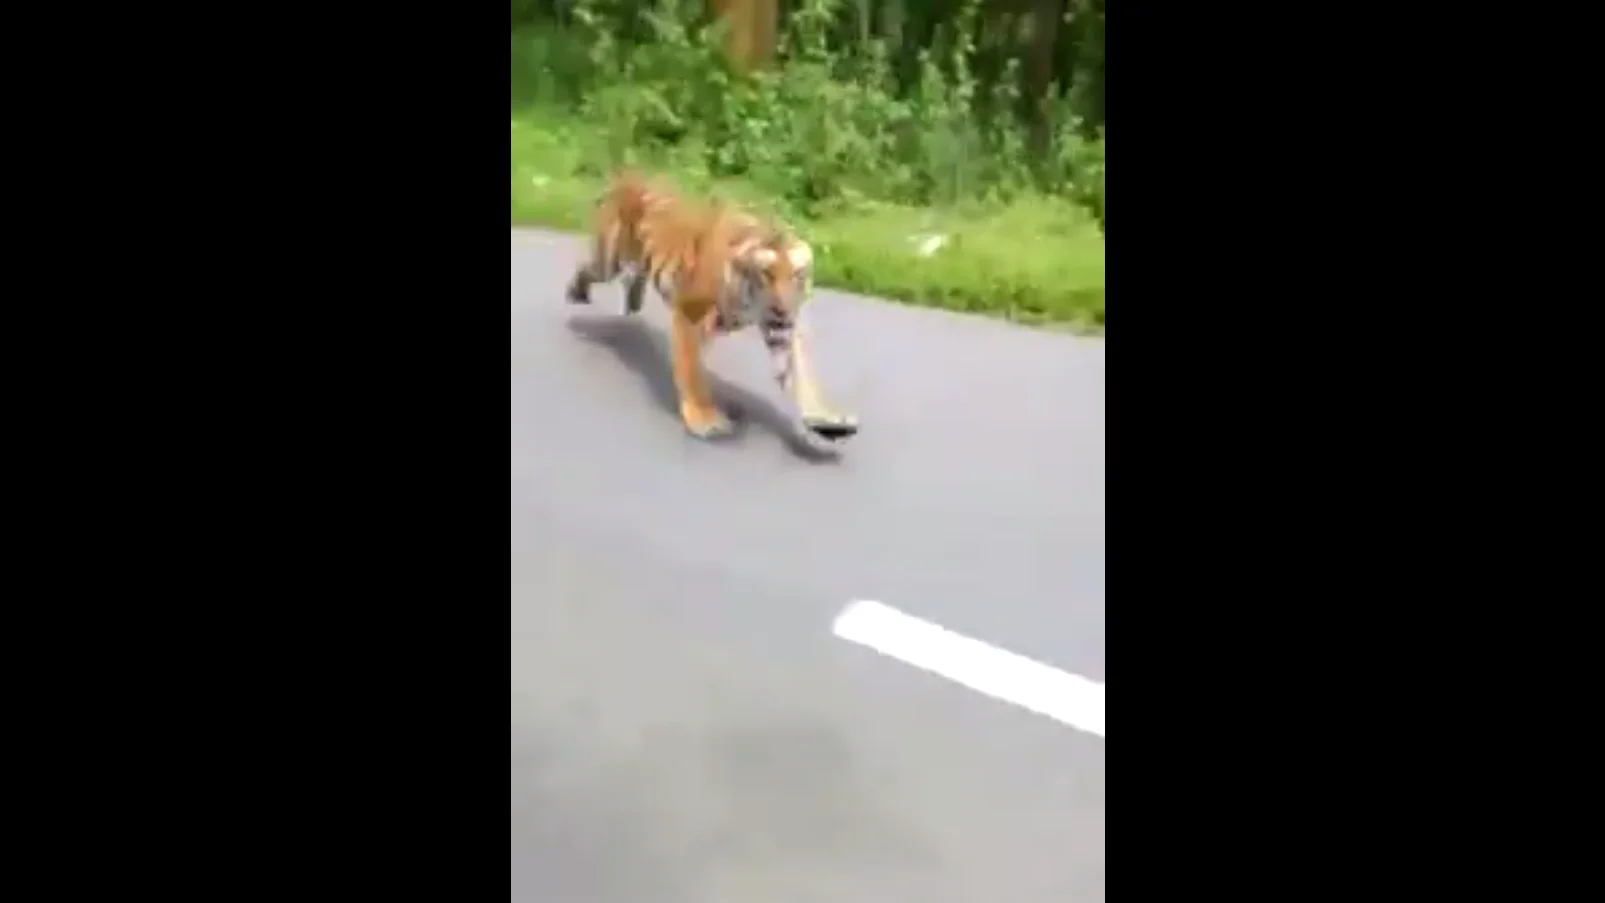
[[511, 0, 1105, 328]]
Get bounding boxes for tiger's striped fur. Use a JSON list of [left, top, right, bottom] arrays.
[[565, 171, 858, 443]]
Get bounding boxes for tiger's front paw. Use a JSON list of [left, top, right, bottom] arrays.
[[801, 411, 859, 442], [565, 280, 591, 304], [680, 403, 735, 440]]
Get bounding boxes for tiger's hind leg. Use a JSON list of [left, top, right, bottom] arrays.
[[566, 228, 620, 304], [623, 271, 648, 314], [565, 269, 594, 304], [566, 254, 605, 304], [567, 255, 616, 304]]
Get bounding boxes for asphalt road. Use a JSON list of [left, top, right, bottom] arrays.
[[510, 227, 1105, 903]]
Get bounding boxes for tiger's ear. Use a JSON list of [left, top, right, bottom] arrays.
[[785, 242, 812, 270], [738, 246, 778, 274]]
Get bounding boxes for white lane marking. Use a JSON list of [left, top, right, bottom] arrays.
[[832, 600, 1105, 739]]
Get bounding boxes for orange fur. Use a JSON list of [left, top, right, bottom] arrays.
[[567, 170, 846, 440]]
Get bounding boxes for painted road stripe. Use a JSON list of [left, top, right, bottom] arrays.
[[832, 600, 1105, 739]]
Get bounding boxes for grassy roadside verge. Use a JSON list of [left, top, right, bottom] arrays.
[[511, 112, 1105, 331]]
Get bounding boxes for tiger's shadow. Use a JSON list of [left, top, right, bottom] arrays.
[[565, 315, 842, 464]]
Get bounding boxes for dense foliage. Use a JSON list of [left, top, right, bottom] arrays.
[[511, 0, 1105, 327], [512, 0, 1104, 229]]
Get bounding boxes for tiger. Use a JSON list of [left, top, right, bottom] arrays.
[[566, 170, 859, 444]]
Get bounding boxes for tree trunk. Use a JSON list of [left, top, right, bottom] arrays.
[[710, 0, 778, 71], [1026, 0, 1065, 152]]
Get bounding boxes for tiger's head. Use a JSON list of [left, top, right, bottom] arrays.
[[682, 202, 815, 331], [730, 228, 814, 318]]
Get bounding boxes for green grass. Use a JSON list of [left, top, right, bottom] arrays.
[[511, 110, 1105, 331]]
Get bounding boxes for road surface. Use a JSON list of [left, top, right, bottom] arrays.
[[510, 227, 1105, 903]]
